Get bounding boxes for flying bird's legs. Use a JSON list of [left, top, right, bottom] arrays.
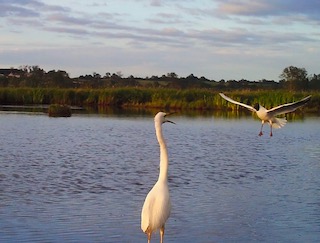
[[269, 123, 273, 137], [160, 226, 165, 243], [147, 232, 151, 243], [259, 123, 264, 136]]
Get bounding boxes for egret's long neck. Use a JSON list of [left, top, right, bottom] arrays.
[[155, 122, 168, 182]]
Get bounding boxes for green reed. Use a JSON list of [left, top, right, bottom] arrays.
[[0, 87, 318, 113]]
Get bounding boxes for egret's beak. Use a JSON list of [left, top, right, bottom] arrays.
[[166, 119, 175, 124], [165, 112, 176, 124]]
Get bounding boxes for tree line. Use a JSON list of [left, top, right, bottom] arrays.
[[0, 65, 319, 91]]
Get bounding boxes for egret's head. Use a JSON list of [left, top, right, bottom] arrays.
[[155, 112, 175, 124], [254, 103, 260, 111]]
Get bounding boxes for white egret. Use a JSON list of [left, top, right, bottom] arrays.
[[219, 93, 311, 136], [141, 112, 175, 243]]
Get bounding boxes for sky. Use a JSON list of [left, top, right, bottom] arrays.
[[1, 0, 319, 80]]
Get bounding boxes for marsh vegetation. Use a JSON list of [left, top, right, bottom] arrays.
[[1, 65, 319, 113], [0, 87, 318, 113]]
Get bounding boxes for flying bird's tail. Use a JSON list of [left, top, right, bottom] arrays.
[[272, 117, 287, 129]]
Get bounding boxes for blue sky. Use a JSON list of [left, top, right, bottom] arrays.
[[1, 0, 319, 80]]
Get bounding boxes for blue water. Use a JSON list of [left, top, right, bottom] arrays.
[[0, 112, 319, 242]]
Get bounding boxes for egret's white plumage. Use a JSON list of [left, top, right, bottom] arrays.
[[141, 112, 174, 243], [219, 93, 311, 136]]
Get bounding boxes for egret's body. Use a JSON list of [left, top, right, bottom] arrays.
[[219, 93, 311, 136], [141, 112, 174, 243]]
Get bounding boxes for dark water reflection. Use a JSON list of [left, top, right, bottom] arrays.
[[0, 112, 319, 242]]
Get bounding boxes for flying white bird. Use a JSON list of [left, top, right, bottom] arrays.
[[219, 93, 311, 136], [141, 112, 175, 243]]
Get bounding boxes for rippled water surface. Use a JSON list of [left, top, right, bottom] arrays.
[[0, 112, 319, 243]]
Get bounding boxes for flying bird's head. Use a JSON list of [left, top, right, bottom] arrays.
[[254, 103, 260, 111], [155, 112, 175, 124]]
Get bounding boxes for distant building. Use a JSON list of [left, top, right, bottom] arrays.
[[0, 68, 24, 78]]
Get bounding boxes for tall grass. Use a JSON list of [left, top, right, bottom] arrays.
[[0, 87, 318, 113]]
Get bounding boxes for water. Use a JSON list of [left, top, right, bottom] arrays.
[[0, 112, 319, 243]]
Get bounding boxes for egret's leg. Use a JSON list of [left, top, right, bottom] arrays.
[[147, 232, 151, 243], [160, 226, 165, 243], [270, 124, 273, 137]]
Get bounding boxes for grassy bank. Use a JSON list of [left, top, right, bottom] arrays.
[[0, 87, 319, 113]]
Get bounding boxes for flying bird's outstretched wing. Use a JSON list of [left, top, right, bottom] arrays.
[[219, 93, 312, 137], [267, 95, 311, 116], [219, 93, 257, 112]]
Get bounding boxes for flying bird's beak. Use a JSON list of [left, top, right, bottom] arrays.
[[254, 103, 260, 111]]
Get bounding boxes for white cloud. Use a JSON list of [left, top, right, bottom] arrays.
[[0, 0, 319, 80]]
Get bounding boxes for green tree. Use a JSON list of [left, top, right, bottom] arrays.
[[46, 70, 71, 87], [104, 72, 111, 78], [279, 66, 308, 90], [0, 75, 8, 87], [26, 65, 45, 87], [309, 74, 320, 90], [167, 72, 178, 79]]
